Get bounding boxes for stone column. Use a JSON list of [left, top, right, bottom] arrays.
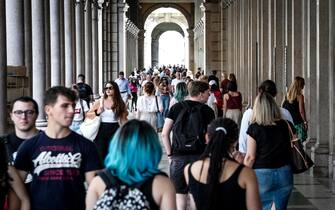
[[151, 37, 159, 67], [138, 29, 145, 70], [50, 0, 61, 86], [85, 0, 93, 85], [274, 0, 286, 102], [117, 3, 128, 72], [98, 1, 103, 94], [6, 0, 24, 66], [24, 1, 32, 95], [306, 0, 318, 143], [329, 0, 335, 179], [64, 0, 73, 87], [200, 2, 220, 74], [0, 0, 7, 133], [293, 0, 304, 77], [92, 1, 99, 95], [44, 1, 51, 88], [111, 2, 118, 79], [31, 0, 46, 126], [312, 0, 331, 177], [187, 28, 195, 72], [75, 0, 85, 77]]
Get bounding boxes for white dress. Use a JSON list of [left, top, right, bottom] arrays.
[[137, 95, 163, 129]]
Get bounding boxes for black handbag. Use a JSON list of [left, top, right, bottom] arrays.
[[286, 121, 314, 174]]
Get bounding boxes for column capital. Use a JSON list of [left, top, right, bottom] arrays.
[[138, 29, 145, 39], [200, 2, 219, 13], [126, 19, 140, 37], [187, 28, 194, 39], [117, 3, 129, 13]]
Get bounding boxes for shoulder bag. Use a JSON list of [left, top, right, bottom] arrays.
[[286, 121, 314, 174], [80, 99, 103, 141]]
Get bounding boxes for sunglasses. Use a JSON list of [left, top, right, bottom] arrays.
[[104, 86, 113, 90]]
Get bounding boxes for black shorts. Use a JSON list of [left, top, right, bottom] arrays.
[[170, 156, 198, 194]]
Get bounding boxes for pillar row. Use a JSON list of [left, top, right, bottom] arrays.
[[32, 0, 46, 126]]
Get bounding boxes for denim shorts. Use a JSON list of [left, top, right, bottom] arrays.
[[255, 165, 293, 210], [170, 156, 198, 194]]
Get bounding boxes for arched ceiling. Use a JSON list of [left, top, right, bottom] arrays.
[[151, 22, 184, 40], [140, 2, 194, 29]]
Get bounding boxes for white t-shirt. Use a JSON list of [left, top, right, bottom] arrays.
[[73, 99, 89, 122], [137, 95, 162, 113], [238, 107, 294, 153]]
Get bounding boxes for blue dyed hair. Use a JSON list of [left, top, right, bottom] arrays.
[[104, 119, 162, 185], [174, 82, 188, 102]]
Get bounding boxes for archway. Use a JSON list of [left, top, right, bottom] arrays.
[[151, 22, 184, 67], [143, 7, 190, 69], [139, 3, 194, 71]]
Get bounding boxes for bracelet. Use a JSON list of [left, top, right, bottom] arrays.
[[95, 110, 100, 116], [304, 121, 308, 124]]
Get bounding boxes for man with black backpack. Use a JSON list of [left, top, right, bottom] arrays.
[[162, 81, 215, 210], [77, 74, 93, 108]]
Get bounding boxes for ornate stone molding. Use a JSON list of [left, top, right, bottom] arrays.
[[193, 18, 204, 38], [222, 0, 236, 9], [126, 19, 140, 38]]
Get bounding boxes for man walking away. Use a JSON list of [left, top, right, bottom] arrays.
[[162, 81, 215, 210]]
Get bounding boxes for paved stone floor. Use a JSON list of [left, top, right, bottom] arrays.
[[129, 110, 335, 210]]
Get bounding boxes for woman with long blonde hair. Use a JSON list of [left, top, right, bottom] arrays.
[[244, 92, 294, 210], [282, 76, 307, 142]]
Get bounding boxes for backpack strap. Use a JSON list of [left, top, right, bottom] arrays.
[[98, 169, 120, 188]]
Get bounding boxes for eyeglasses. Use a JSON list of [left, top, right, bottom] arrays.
[[104, 86, 113, 90], [13, 110, 35, 117]]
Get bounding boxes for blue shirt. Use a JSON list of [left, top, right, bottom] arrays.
[[115, 78, 131, 94]]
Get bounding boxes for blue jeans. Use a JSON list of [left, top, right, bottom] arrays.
[[160, 95, 170, 118], [255, 165, 293, 210]]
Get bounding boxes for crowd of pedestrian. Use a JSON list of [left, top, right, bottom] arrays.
[[0, 66, 309, 210]]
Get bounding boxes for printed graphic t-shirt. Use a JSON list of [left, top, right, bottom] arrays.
[[14, 131, 103, 210]]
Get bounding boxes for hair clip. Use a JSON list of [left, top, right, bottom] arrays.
[[215, 127, 227, 134]]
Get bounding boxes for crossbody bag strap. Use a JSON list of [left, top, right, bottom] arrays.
[[155, 96, 159, 113], [79, 99, 85, 121], [285, 121, 299, 145]]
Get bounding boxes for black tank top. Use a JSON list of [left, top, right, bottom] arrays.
[[282, 98, 303, 125], [188, 163, 247, 210]]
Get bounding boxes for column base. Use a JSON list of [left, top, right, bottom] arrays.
[[36, 119, 47, 130], [310, 143, 329, 177]]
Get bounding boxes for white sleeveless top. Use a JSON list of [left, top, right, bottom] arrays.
[[100, 109, 118, 123]]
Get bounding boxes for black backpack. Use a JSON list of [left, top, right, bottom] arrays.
[[172, 102, 206, 154], [93, 170, 151, 210]]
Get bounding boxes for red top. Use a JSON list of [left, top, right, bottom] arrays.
[[226, 92, 242, 110]]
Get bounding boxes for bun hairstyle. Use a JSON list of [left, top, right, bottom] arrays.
[[200, 117, 239, 210]]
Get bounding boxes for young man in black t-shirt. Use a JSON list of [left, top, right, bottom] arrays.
[[76, 74, 93, 108], [2, 96, 40, 210], [14, 86, 102, 210], [162, 81, 215, 210]]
